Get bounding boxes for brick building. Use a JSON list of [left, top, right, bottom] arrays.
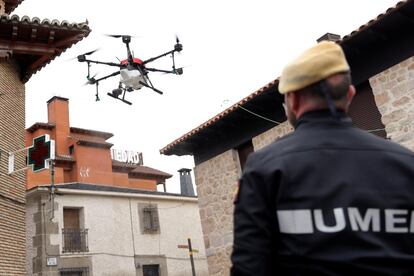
[[161, 1, 414, 275], [26, 96, 172, 191], [26, 97, 208, 275], [0, 1, 89, 274]]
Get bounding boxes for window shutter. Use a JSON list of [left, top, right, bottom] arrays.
[[143, 208, 152, 231], [151, 207, 160, 231]]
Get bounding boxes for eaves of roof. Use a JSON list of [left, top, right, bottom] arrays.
[[0, 14, 90, 82], [27, 182, 197, 199], [5, 0, 24, 14], [160, 0, 414, 157], [160, 79, 279, 155], [70, 127, 113, 140], [26, 122, 55, 133], [130, 165, 173, 180], [70, 134, 113, 149]]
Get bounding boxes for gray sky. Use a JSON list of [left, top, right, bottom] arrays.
[[16, 0, 399, 193]]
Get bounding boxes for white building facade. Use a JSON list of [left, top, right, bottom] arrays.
[[26, 183, 208, 276]]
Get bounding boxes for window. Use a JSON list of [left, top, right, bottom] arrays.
[[348, 81, 387, 138], [143, 264, 160, 276], [236, 140, 254, 171], [62, 208, 88, 253], [60, 267, 89, 276], [139, 204, 160, 234], [69, 145, 74, 155]]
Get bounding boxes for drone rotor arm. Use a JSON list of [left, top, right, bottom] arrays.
[[145, 67, 175, 74], [93, 70, 121, 83], [81, 58, 123, 68], [143, 49, 175, 65]]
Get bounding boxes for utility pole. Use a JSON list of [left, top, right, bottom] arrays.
[[188, 238, 196, 276], [177, 238, 198, 276], [49, 159, 55, 220]]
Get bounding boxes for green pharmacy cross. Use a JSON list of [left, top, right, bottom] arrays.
[[28, 134, 55, 172]]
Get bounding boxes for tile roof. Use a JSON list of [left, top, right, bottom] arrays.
[[53, 182, 196, 198], [4, 0, 24, 14], [55, 154, 75, 162], [159, 79, 278, 155], [112, 160, 172, 179], [130, 165, 173, 179], [112, 160, 139, 170], [160, 0, 412, 156], [70, 134, 113, 149], [70, 127, 113, 140], [341, 0, 409, 42], [0, 14, 90, 81], [26, 122, 55, 133]]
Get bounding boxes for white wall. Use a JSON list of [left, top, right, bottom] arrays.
[[53, 191, 208, 276]]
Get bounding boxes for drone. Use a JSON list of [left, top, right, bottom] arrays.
[[77, 35, 183, 105]]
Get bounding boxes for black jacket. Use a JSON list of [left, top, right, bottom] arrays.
[[231, 110, 414, 276]]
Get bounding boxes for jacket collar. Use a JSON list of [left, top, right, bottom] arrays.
[[294, 109, 353, 130]]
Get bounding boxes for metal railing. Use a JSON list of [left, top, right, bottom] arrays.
[[62, 228, 89, 253]]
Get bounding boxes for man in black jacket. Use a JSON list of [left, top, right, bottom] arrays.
[[231, 41, 414, 275]]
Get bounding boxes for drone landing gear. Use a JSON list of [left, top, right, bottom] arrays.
[[107, 92, 132, 105], [107, 84, 132, 105], [139, 81, 164, 95]]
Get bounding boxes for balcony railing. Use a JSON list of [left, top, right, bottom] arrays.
[[62, 228, 89, 253]]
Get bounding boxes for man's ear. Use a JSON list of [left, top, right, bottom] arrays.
[[290, 92, 300, 114], [345, 85, 356, 110]]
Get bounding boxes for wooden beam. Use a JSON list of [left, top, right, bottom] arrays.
[[0, 40, 56, 55], [48, 30, 55, 45], [27, 54, 54, 73], [54, 34, 85, 48], [30, 28, 37, 42], [12, 26, 18, 41]]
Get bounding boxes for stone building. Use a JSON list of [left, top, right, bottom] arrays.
[[0, 1, 89, 274], [160, 1, 414, 275], [26, 97, 208, 275]]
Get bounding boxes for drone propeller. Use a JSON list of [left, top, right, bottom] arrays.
[[66, 48, 99, 61], [83, 49, 99, 56], [75, 48, 100, 62], [106, 34, 125, 38], [105, 34, 140, 39]]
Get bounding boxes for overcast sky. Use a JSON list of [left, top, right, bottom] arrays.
[[16, 0, 399, 193]]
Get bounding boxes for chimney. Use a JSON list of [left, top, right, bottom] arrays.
[[317, 33, 341, 43], [47, 96, 70, 155], [178, 168, 195, 196]]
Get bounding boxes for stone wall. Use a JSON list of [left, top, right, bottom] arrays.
[[369, 56, 414, 150], [0, 60, 26, 275], [252, 121, 293, 151], [194, 121, 293, 276], [194, 150, 241, 276]]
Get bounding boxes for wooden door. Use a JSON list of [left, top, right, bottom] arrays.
[[63, 208, 81, 252], [64, 208, 80, 229]]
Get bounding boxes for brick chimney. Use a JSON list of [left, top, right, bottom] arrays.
[[317, 33, 341, 43], [178, 168, 195, 196], [47, 96, 70, 155]]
